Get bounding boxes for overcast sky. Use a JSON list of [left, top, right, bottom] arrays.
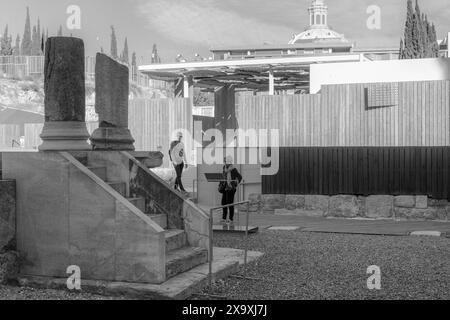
[[1, 0, 450, 63]]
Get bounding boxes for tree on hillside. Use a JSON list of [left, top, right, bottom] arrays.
[[13, 35, 21, 56], [110, 26, 118, 59], [1, 25, 13, 55], [400, 0, 439, 59], [21, 7, 32, 56], [121, 37, 129, 65], [31, 25, 41, 55], [57, 25, 63, 36]]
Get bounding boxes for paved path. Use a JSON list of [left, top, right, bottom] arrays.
[[204, 208, 450, 236]]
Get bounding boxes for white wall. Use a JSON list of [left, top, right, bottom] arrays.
[[310, 57, 450, 93]]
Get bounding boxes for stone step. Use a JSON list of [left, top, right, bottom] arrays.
[[148, 213, 167, 229], [87, 166, 107, 181], [165, 229, 187, 252], [107, 182, 127, 197], [166, 247, 208, 280], [128, 197, 145, 213]]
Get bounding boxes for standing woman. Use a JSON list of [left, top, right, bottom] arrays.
[[169, 131, 188, 193], [220, 156, 242, 225]]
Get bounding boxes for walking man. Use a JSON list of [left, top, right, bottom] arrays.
[[169, 132, 188, 192]]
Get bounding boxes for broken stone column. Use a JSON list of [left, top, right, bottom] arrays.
[[39, 37, 90, 151], [90, 53, 135, 150]]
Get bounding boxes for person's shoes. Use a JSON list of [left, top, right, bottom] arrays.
[[229, 220, 234, 226], [220, 219, 227, 225], [226, 219, 231, 225]]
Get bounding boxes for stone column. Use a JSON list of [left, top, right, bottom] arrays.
[[39, 37, 90, 151], [90, 53, 135, 150]]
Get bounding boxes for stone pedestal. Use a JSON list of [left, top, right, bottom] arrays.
[[39, 37, 90, 151], [39, 122, 90, 151], [90, 53, 135, 151], [90, 127, 135, 151]]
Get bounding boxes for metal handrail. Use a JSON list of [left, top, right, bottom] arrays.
[[208, 200, 251, 287]]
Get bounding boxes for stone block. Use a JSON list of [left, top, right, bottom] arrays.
[[365, 195, 393, 219], [305, 195, 329, 215], [248, 194, 262, 213], [415, 196, 428, 209], [261, 195, 286, 213], [328, 195, 360, 218], [394, 196, 415, 208], [285, 195, 306, 210], [0, 180, 15, 252], [0, 251, 19, 284], [428, 199, 449, 207], [395, 207, 445, 221]]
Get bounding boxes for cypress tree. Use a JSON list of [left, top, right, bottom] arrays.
[[110, 26, 118, 59], [31, 25, 40, 55], [402, 0, 414, 59], [57, 25, 63, 36], [401, 0, 438, 59], [41, 32, 45, 55], [412, 1, 422, 58], [431, 23, 439, 57], [399, 39, 404, 59], [13, 34, 20, 56], [151, 44, 161, 63], [1, 25, 13, 55], [21, 7, 32, 56]]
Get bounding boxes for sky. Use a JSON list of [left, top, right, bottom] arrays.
[[1, 0, 450, 64]]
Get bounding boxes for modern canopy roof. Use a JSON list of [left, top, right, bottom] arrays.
[[139, 54, 365, 92]]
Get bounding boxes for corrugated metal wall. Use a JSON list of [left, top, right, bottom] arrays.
[[263, 147, 450, 199]]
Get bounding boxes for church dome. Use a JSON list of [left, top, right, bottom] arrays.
[[289, 0, 348, 44]]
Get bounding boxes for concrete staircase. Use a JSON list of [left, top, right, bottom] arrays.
[[74, 153, 208, 281]]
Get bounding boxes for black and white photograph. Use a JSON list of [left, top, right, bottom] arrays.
[[0, 0, 449, 311]]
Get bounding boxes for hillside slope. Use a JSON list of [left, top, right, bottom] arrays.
[[0, 77, 173, 122]]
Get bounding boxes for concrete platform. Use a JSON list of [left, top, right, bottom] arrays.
[[211, 212, 450, 237], [17, 247, 263, 300], [213, 225, 259, 234]]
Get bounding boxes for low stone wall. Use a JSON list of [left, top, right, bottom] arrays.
[[249, 194, 450, 221]]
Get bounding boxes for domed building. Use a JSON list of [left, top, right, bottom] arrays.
[[211, 0, 354, 60], [288, 0, 349, 45]]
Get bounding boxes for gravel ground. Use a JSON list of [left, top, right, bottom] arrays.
[[0, 285, 126, 300], [200, 230, 450, 300], [0, 231, 448, 300]]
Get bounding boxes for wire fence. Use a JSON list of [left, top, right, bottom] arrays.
[[0, 55, 170, 91]]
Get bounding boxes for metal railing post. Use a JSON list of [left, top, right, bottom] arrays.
[[207, 200, 250, 286], [208, 208, 214, 288], [244, 201, 250, 278]]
